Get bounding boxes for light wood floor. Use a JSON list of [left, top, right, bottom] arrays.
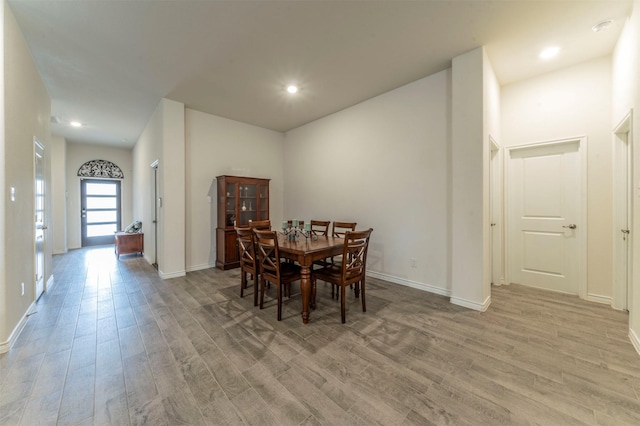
[[2, 246, 640, 425]]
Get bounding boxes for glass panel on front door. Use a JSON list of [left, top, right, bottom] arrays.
[[81, 179, 121, 246]]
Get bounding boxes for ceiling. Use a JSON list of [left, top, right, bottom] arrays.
[[8, 0, 632, 149]]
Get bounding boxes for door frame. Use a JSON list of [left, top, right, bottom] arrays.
[[613, 110, 633, 311], [489, 136, 504, 286], [34, 138, 46, 300], [150, 159, 159, 269], [505, 136, 588, 299]]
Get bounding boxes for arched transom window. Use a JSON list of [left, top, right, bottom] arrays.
[[77, 159, 124, 179]]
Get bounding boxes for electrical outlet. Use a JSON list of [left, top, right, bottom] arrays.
[[410, 258, 417, 268], [21, 282, 24, 296]]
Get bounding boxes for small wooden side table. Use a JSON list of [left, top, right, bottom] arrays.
[[114, 231, 143, 259]]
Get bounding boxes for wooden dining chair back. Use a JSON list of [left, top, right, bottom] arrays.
[[326, 221, 357, 271], [313, 228, 373, 323], [310, 220, 330, 236], [249, 219, 271, 230], [253, 229, 302, 320], [332, 221, 357, 238], [310, 220, 332, 270], [236, 227, 258, 306]]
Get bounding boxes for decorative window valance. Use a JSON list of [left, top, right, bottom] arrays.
[[77, 159, 124, 179]]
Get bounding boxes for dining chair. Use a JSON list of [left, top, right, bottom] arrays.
[[312, 228, 373, 323], [310, 220, 330, 236], [254, 229, 302, 321], [236, 227, 259, 306], [249, 219, 271, 230], [310, 220, 332, 271], [326, 221, 358, 297], [332, 221, 357, 237]]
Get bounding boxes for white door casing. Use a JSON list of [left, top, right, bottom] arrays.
[[507, 138, 586, 297], [613, 111, 633, 311], [34, 138, 45, 300], [490, 137, 504, 286]]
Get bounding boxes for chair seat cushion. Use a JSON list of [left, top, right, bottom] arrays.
[[280, 261, 301, 278], [313, 264, 342, 282]]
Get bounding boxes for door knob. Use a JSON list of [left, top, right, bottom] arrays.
[[562, 224, 577, 229]]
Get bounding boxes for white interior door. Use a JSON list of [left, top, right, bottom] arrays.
[[508, 139, 584, 295], [34, 139, 45, 299], [613, 112, 632, 311]]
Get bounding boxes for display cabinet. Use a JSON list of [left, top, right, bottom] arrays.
[[216, 175, 270, 270]]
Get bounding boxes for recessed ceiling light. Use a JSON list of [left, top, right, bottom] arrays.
[[70, 121, 82, 127], [539, 46, 560, 60], [592, 19, 613, 32], [286, 85, 298, 94]]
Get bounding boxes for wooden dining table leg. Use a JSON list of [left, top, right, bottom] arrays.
[[300, 264, 312, 323]]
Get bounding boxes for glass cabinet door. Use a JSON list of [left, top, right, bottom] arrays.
[[259, 184, 269, 220], [238, 183, 257, 225], [225, 182, 236, 227]]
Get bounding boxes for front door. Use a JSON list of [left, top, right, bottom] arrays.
[[508, 139, 584, 295], [81, 179, 121, 246]]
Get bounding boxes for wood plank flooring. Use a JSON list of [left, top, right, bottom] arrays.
[[1, 246, 640, 425]]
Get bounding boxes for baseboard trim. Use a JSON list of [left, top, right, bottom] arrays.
[[629, 328, 640, 357], [0, 301, 36, 354], [366, 271, 450, 297], [159, 269, 186, 280], [186, 263, 215, 273], [46, 274, 56, 293], [586, 293, 612, 305], [450, 294, 492, 312]]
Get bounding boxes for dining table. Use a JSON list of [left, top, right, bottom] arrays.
[[277, 234, 344, 323]]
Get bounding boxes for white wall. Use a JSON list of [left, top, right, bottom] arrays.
[[185, 109, 284, 271], [450, 47, 492, 311], [483, 49, 501, 297], [65, 143, 133, 249], [612, 2, 639, 123], [132, 98, 186, 279], [0, 1, 5, 349], [284, 71, 451, 295], [485, 49, 504, 287], [50, 135, 67, 254], [612, 0, 640, 352], [159, 99, 186, 278], [502, 56, 614, 303], [133, 101, 163, 268], [1, 1, 51, 350]]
